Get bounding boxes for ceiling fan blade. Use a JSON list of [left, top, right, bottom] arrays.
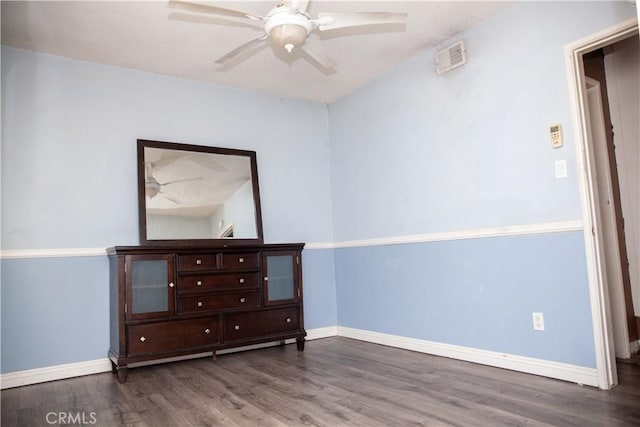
[[302, 35, 336, 70], [168, 0, 264, 22], [159, 191, 182, 204], [160, 177, 203, 186], [315, 12, 407, 31], [215, 34, 269, 66]]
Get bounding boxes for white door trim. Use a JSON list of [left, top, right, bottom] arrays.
[[565, 17, 638, 389], [585, 77, 631, 360]]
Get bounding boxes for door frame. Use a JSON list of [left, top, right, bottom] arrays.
[[565, 17, 638, 389], [584, 76, 631, 360]]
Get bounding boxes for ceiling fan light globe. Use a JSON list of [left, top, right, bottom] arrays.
[[270, 24, 307, 52]]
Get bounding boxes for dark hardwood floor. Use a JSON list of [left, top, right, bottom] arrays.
[[2, 337, 639, 426]]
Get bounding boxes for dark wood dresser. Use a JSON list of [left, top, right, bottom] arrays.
[[108, 243, 305, 382]]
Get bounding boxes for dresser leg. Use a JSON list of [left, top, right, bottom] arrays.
[[116, 366, 128, 383], [212, 352, 217, 361], [296, 338, 305, 352], [110, 360, 118, 375]]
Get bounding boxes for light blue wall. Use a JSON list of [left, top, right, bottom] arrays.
[[147, 214, 213, 240], [329, 1, 635, 241], [1, 47, 336, 373], [1, 47, 334, 248], [224, 180, 258, 238], [335, 232, 595, 367], [327, 1, 636, 368], [1, 257, 110, 372], [302, 249, 338, 330]]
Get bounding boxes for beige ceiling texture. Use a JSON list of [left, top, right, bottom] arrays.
[[1, 1, 513, 104]]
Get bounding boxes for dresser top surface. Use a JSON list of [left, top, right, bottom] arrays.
[[107, 243, 305, 255]]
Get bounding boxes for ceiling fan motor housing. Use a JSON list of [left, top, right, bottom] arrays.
[[145, 182, 160, 199], [264, 9, 312, 52]]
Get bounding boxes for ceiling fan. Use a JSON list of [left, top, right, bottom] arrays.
[[168, 0, 407, 70], [145, 163, 203, 202]]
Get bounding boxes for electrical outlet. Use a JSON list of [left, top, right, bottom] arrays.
[[532, 312, 545, 331]]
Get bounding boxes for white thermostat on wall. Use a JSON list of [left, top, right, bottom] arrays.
[[550, 124, 563, 148]]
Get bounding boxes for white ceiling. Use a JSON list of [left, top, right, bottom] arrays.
[[1, 0, 514, 104], [145, 146, 252, 215]]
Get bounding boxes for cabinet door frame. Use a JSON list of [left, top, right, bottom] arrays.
[[125, 254, 175, 320], [262, 250, 302, 306]]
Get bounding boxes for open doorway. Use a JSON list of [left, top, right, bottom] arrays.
[[583, 38, 640, 360], [566, 18, 638, 389]]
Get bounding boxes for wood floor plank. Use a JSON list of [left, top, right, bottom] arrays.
[[2, 337, 640, 426]]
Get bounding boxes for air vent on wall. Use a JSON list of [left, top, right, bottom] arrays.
[[435, 41, 466, 74]]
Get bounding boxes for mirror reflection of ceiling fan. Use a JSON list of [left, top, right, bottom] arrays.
[[168, 0, 407, 70], [145, 163, 203, 203]]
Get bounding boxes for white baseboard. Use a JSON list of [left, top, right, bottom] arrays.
[[1, 326, 599, 389], [0, 358, 112, 390], [337, 326, 599, 387], [0, 327, 337, 389], [306, 326, 338, 340]]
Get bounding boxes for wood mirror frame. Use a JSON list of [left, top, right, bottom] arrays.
[[137, 139, 264, 247]]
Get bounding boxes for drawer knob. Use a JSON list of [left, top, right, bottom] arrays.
[[196, 259, 202, 265], [239, 257, 244, 263], [286, 317, 292, 323], [196, 280, 203, 286], [168, 282, 175, 288], [239, 278, 245, 284], [234, 325, 240, 330], [239, 297, 246, 303], [139, 336, 146, 342], [197, 301, 203, 307], [204, 328, 211, 334]]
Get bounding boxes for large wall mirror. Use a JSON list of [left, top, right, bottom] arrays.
[[137, 139, 263, 246]]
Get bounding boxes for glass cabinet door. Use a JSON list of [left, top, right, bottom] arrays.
[[263, 251, 300, 305], [126, 254, 175, 319]]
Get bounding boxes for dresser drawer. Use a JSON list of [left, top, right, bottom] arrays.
[[177, 254, 218, 272], [128, 318, 218, 356], [179, 272, 261, 292], [178, 291, 260, 314], [221, 252, 259, 270], [223, 307, 300, 341]]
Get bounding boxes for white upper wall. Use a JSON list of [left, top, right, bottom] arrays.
[[328, 1, 637, 242], [1, 48, 334, 249]]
